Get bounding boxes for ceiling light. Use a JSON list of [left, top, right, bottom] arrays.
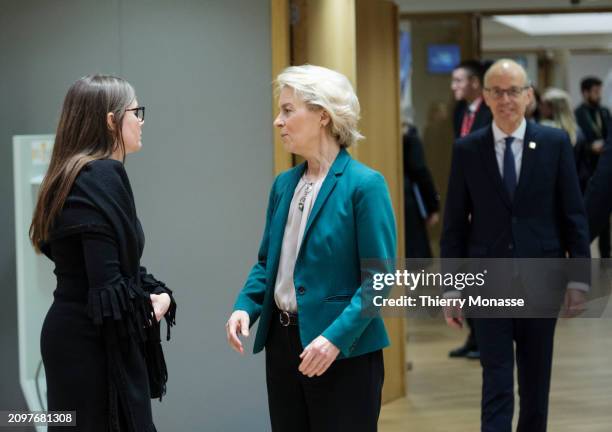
[[493, 14, 612, 35]]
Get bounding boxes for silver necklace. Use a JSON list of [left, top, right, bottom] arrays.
[[298, 177, 314, 212]]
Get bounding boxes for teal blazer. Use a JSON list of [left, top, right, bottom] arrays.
[[233, 149, 397, 358]]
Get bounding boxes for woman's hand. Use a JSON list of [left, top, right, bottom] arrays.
[[150, 293, 171, 322], [298, 336, 340, 377], [226, 310, 250, 355]]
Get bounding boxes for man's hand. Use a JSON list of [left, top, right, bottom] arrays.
[[592, 139, 605, 154], [443, 304, 464, 329], [226, 310, 250, 355], [298, 336, 340, 377], [562, 288, 587, 318], [426, 212, 440, 227]]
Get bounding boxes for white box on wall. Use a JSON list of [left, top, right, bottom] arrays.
[[13, 135, 55, 432]]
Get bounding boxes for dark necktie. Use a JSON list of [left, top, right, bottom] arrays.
[[503, 136, 517, 201]]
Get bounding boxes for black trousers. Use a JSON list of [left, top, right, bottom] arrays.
[[465, 317, 478, 350], [265, 316, 384, 432], [598, 218, 610, 258], [474, 318, 557, 432]]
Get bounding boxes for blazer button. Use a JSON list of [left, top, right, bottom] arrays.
[[297, 286, 306, 295], [508, 243, 514, 250], [512, 217, 518, 224]]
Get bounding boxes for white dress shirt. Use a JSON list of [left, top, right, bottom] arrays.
[[492, 118, 526, 181], [447, 118, 588, 298], [491, 118, 588, 292], [468, 97, 483, 115], [274, 173, 326, 312]]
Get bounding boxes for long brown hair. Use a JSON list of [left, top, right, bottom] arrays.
[[30, 75, 136, 252]]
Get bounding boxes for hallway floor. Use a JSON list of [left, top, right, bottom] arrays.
[[380, 311, 612, 432]]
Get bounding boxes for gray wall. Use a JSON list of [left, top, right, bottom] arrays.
[[1, 1, 273, 430]]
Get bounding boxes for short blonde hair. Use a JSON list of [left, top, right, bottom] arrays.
[[275, 64, 364, 148], [542, 87, 578, 145]]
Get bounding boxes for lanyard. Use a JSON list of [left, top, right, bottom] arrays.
[[587, 108, 603, 139]]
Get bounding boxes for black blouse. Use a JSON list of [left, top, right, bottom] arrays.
[[42, 159, 176, 432]]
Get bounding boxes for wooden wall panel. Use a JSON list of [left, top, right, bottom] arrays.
[[271, 0, 293, 174], [356, 0, 405, 404]]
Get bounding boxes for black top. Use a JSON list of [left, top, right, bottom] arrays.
[[575, 103, 611, 178], [403, 126, 439, 215], [41, 159, 176, 432], [575, 103, 610, 144], [403, 126, 439, 259]]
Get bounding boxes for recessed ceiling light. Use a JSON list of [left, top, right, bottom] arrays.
[[493, 14, 612, 35]]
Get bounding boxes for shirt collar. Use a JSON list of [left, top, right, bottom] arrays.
[[492, 118, 527, 143], [468, 97, 483, 113]]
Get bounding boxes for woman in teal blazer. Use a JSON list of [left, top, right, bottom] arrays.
[[225, 65, 396, 432]]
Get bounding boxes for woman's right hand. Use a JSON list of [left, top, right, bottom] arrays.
[[226, 310, 250, 355]]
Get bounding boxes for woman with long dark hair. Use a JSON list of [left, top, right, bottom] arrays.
[[32, 75, 176, 431]]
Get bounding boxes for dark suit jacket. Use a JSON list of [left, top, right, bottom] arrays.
[[441, 121, 590, 260], [403, 126, 439, 258], [585, 133, 612, 240], [575, 103, 610, 144], [453, 99, 493, 139]]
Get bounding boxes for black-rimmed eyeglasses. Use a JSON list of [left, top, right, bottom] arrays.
[[126, 106, 145, 121], [484, 87, 529, 100]]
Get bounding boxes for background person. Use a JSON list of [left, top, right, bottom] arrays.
[[540, 87, 589, 185], [451, 60, 493, 139], [525, 84, 541, 123], [448, 59, 494, 359], [585, 128, 612, 241], [540, 87, 584, 146], [402, 121, 440, 260], [575, 76, 611, 257], [441, 60, 590, 432]]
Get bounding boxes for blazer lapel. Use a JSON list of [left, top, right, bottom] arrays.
[[301, 148, 351, 245], [267, 164, 305, 274], [479, 126, 512, 210], [513, 121, 538, 206]]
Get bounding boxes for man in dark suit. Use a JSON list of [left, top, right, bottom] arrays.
[[575, 76, 611, 257], [585, 128, 612, 241], [441, 59, 590, 432], [451, 60, 493, 139], [448, 60, 493, 359]]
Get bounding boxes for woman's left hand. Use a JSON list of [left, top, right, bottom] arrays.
[[299, 336, 340, 377], [150, 293, 171, 322]]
